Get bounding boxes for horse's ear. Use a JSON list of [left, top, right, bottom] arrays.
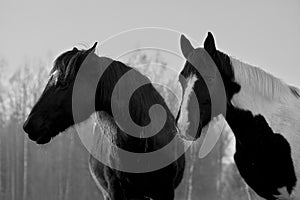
[[180, 35, 195, 59], [204, 32, 217, 55], [89, 42, 98, 53]]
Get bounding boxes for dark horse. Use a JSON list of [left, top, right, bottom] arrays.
[[179, 33, 297, 200], [23, 43, 186, 200]]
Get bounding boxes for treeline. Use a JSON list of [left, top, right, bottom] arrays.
[[0, 64, 101, 200], [0, 53, 253, 200]]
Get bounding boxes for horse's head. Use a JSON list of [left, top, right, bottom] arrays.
[[23, 43, 97, 144], [178, 33, 225, 136], [178, 33, 241, 128]]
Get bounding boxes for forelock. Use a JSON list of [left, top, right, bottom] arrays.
[[50, 48, 84, 81]]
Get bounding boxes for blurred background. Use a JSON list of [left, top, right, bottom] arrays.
[[0, 0, 299, 199], [0, 50, 255, 200]]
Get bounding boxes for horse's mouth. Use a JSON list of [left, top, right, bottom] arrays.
[[36, 134, 52, 144], [27, 129, 54, 144]]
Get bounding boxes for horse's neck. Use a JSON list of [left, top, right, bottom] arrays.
[[95, 62, 128, 115], [231, 82, 300, 161], [231, 75, 300, 131], [230, 58, 300, 197]]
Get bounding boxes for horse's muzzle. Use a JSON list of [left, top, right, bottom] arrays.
[[23, 115, 51, 144]]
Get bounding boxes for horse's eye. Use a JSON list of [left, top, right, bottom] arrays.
[[58, 80, 68, 90]]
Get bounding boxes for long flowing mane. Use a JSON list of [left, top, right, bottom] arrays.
[[230, 57, 300, 102]]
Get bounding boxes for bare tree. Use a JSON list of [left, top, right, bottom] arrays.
[[0, 57, 8, 200], [7, 63, 48, 200]]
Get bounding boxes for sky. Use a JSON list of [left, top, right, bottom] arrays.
[[1, 0, 300, 87]]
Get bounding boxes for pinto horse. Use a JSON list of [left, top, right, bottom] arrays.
[[23, 43, 187, 200], [179, 33, 299, 200]]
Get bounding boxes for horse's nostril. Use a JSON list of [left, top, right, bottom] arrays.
[[23, 116, 45, 141], [23, 115, 43, 134], [23, 119, 32, 133]]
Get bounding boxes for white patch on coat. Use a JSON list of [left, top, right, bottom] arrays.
[[177, 75, 198, 137]]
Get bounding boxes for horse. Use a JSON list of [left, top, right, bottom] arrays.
[[23, 43, 187, 200], [178, 32, 299, 200]]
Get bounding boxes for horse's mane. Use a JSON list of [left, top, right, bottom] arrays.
[[230, 57, 299, 101], [51, 49, 77, 76], [91, 111, 119, 168], [50, 47, 90, 82], [290, 86, 300, 98]]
